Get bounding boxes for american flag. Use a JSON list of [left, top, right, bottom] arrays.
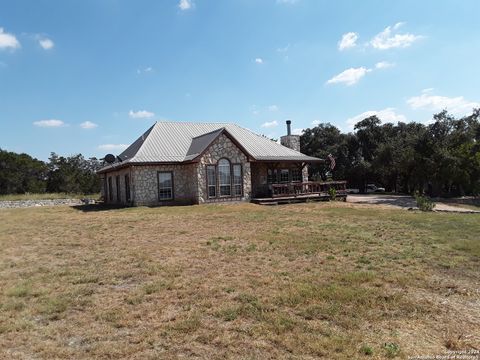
[[328, 153, 336, 170]]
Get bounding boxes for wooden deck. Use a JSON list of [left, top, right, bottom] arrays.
[[251, 180, 348, 205], [251, 193, 347, 205]]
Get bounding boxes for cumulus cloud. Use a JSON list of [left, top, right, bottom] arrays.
[[338, 32, 358, 50], [326, 67, 372, 86], [407, 89, 480, 116], [375, 61, 395, 69], [311, 120, 321, 126], [261, 120, 278, 128], [80, 121, 98, 129], [254, 58, 264, 64], [38, 37, 54, 50], [98, 144, 129, 151], [179, 0, 193, 10], [268, 105, 279, 112], [0, 28, 20, 50], [370, 22, 422, 50], [33, 119, 65, 127], [129, 110, 155, 119], [346, 108, 407, 130], [292, 128, 304, 135]]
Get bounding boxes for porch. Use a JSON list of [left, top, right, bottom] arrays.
[[251, 180, 348, 205]]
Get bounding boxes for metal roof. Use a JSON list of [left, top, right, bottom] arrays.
[[99, 121, 322, 172]]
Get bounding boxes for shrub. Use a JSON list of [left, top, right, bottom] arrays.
[[328, 187, 337, 201], [414, 192, 435, 211], [360, 345, 373, 355], [383, 342, 400, 358]]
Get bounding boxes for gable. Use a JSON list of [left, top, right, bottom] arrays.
[[199, 133, 249, 165]]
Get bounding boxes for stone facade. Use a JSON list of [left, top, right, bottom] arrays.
[[101, 133, 252, 206], [280, 135, 301, 152], [196, 133, 251, 203], [101, 167, 132, 204], [133, 164, 197, 206]]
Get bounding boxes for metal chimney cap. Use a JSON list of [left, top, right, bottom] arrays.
[[286, 120, 291, 125]]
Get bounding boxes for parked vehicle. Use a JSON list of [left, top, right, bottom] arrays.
[[346, 188, 360, 194], [366, 184, 385, 193]]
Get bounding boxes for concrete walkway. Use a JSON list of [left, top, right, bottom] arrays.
[[347, 194, 480, 213]]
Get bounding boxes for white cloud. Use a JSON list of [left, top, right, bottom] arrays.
[[268, 105, 279, 112], [370, 23, 422, 50], [33, 119, 65, 128], [39, 38, 54, 50], [98, 144, 129, 151], [276, 44, 290, 53], [0, 28, 20, 50], [338, 32, 358, 50], [347, 108, 407, 130], [311, 120, 321, 126], [137, 66, 153, 74], [129, 110, 155, 119], [254, 58, 264, 64], [407, 89, 480, 116], [375, 61, 395, 69], [292, 128, 304, 135], [80, 121, 98, 129], [261, 120, 278, 128], [326, 67, 372, 86], [179, 0, 193, 10]]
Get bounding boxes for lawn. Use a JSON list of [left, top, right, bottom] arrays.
[[0, 202, 479, 359]]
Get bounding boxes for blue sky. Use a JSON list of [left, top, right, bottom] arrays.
[[1, 0, 479, 160]]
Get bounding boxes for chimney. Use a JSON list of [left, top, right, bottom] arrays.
[[280, 120, 300, 152], [286, 120, 292, 136]]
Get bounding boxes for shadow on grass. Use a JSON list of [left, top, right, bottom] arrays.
[[71, 203, 129, 212]]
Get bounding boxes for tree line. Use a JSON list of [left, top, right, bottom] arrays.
[[0, 151, 102, 195], [1, 109, 479, 197], [301, 109, 480, 196]]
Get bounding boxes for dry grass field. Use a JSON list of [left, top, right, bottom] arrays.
[[0, 202, 479, 359]]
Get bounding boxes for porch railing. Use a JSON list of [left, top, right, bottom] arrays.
[[271, 181, 347, 198]]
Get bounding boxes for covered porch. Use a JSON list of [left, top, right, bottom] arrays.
[[250, 160, 347, 204]]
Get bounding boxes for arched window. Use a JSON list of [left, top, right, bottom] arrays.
[[218, 158, 231, 196]]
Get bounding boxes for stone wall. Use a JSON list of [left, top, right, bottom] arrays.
[[196, 133, 252, 203], [280, 135, 301, 152], [101, 168, 132, 204], [132, 164, 197, 206]]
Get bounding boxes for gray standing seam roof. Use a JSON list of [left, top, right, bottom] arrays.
[[99, 121, 322, 171]]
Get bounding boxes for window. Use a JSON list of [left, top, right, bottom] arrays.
[[280, 169, 289, 183], [158, 171, 173, 200], [125, 174, 131, 202], [207, 165, 216, 198], [291, 168, 302, 182], [103, 177, 108, 200], [116, 176, 121, 202], [233, 164, 242, 196], [218, 159, 231, 196], [108, 177, 113, 201], [267, 169, 277, 184]]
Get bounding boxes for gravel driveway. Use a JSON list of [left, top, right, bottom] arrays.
[[347, 194, 480, 213]]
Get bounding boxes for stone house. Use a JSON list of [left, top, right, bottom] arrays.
[[97, 120, 323, 206]]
